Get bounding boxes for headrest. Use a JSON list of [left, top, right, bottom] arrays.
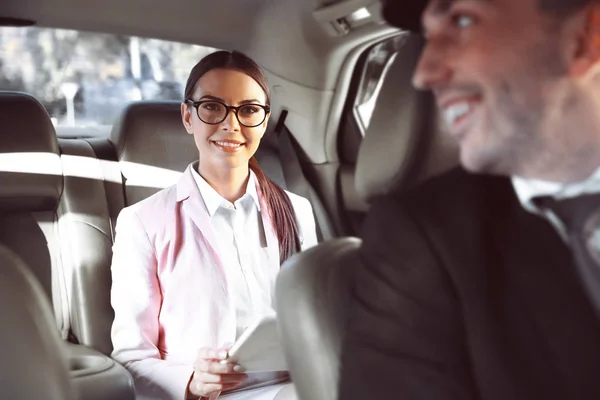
[[276, 238, 361, 400], [355, 35, 458, 202], [381, 0, 427, 32], [110, 101, 196, 169], [0, 92, 62, 211], [109, 101, 197, 204]]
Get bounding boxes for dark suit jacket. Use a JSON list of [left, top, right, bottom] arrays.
[[339, 168, 600, 400]]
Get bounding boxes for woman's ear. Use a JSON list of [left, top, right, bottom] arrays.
[[181, 103, 194, 134]]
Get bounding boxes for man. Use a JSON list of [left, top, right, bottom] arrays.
[[339, 0, 600, 399]]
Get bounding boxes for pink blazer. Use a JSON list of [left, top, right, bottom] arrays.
[[110, 164, 317, 400]]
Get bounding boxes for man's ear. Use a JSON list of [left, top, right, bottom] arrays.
[[570, 4, 600, 78], [181, 103, 194, 134]]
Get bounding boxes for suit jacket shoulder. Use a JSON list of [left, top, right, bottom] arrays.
[[366, 168, 518, 251], [361, 167, 524, 303], [350, 169, 600, 400], [380, 168, 512, 222]]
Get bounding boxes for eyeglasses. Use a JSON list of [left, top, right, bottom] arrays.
[[186, 99, 270, 128]]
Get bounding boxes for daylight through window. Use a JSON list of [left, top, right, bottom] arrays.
[[0, 27, 217, 130]]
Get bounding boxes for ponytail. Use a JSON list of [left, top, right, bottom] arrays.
[[249, 157, 301, 263]]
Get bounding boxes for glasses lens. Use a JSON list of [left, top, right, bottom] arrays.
[[197, 101, 226, 124], [238, 105, 266, 127]]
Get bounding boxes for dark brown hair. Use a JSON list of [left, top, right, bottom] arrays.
[[184, 50, 301, 263]]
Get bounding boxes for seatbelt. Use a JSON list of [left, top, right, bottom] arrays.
[[273, 110, 335, 242]]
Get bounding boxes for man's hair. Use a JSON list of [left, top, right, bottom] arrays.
[[539, 0, 595, 17]]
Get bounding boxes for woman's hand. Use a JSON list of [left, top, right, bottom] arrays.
[[187, 346, 248, 399]]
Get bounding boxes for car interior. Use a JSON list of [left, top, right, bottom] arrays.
[[0, 0, 459, 398], [0, 243, 74, 400]]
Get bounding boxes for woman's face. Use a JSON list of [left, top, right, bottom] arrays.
[[181, 68, 270, 173]]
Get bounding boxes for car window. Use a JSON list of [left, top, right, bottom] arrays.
[[353, 34, 408, 133], [0, 27, 217, 133]]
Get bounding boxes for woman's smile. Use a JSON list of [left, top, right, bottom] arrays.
[[211, 139, 246, 153]]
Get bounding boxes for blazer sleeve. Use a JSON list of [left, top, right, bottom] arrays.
[[110, 207, 194, 400], [338, 195, 477, 400]]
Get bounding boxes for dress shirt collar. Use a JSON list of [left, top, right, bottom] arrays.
[[191, 164, 261, 217], [512, 166, 600, 214]]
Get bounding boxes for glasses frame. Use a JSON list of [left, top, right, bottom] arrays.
[[186, 99, 271, 128]]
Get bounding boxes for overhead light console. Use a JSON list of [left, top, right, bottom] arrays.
[[313, 0, 388, 37]]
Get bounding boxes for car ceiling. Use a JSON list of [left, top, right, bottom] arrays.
[[1, 0, 396, 90]]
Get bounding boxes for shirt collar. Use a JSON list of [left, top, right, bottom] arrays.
[[512, 166, 600, 213], [191, 166, 261, 217]]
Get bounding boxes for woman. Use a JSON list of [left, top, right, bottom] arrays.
[[110, 50, 318, 400]]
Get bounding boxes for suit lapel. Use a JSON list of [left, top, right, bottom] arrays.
[[489, 180, 600, 396]]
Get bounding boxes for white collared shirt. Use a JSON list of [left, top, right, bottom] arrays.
[[191, 168, 276, 339], [511, 167, 600, 239]]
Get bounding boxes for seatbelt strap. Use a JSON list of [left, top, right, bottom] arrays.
[[273, 110, 335, 242]]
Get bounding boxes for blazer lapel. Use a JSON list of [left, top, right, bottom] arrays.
[[490, 181, 600, 397], [176, 164, 235, 338], [176, 165, 221, 256]]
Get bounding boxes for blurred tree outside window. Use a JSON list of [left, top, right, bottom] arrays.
[[0, 27, 218, 129]]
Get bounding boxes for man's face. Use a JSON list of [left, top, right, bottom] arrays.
[[413, 0, 582, 177]]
